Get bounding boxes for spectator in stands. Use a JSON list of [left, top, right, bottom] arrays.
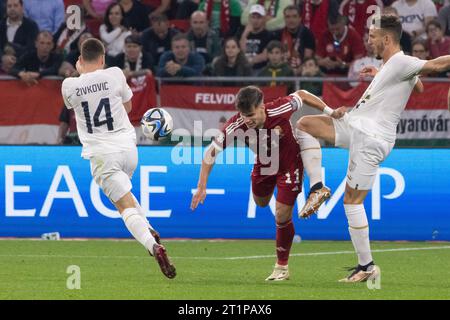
[[54, 6, 88, 56], [274, 5, 316, 76], [110, 34, 154, 79], [10, 31, 63, 85], [412, 38, 430, 59], [299, 57, 324, 96], [0, 46, 15, 75], [258, 40, 295, 92], [210, 36, 253, 80], [242, 0, 292, 32], [57, 106, 80, 145], [339, 0, 384, 37], [0, 0, 39, 58], [176, 0, 200, 19], [100, 3, 132, 58], [302, 0, 340, 40], [382, 6, 412, 54], [347, 31, 382, 87], [426, 19, 450, 58], [118, 0, 151, 32], [157, 32, 205, 77], [83, 0, 116, 20], [392, 0, 438, 39], [23, 0, 65, 34], [239, 4, 273, 73], [187, 11, 221, 64], [438, 4, 450, 36], [141, 0, 172, 18], [58, 32, 93, 78], [141, 14, 179, 66], [198, 0, 243, 37], [316, 14, 365, 75]]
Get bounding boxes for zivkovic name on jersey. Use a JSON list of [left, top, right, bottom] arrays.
[[1, 146, 449, 240]]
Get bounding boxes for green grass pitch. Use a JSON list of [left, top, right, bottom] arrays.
[[1, 239, 450, 300]]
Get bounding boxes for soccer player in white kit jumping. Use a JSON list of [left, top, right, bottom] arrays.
[[61, 38, 176, 279], [295, 14, 450, 282]]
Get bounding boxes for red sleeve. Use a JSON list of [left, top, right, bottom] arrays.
[[266, 93, 303, 120], [211, 113, 245, 151]]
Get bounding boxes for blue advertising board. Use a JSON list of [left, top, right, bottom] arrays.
[[0, 146, 449, 240]]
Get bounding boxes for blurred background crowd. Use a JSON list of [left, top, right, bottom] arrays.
[[1, 0, 450, 144]]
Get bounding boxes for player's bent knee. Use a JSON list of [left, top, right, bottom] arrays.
[[253, 195, 271, 207], [296, 116, 310, 132]]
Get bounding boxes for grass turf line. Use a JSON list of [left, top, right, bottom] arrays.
[[0, 239, 449, 300]]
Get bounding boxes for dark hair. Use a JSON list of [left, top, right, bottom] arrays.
[[283, 4, 301, 16], [328, 14, 347, 26], [266, 40, 284, 53], [7, 0, 23, 6], [372, 14, 402, 44], [212, 37, 252, 77], [104, 3, 125, 33], [426, 19, 443, 33], [235, 86, 263, 114], [150, 13, 168, 23], [412, 38, 428, 50], [81, 38, 105, 62], [172, 32, 189, 43]]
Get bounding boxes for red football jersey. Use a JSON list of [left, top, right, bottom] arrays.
[[213, 94, 303, 176]]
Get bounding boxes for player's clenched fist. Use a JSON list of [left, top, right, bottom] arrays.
[[359, 66, 378, 78], [331, 106, 348, 119], [191, 187, 207, 210]]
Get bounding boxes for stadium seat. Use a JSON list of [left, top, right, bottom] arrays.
[[169, 19, 190, 32]]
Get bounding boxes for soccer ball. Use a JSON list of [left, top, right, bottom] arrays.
[[141, 107, 173, 141]]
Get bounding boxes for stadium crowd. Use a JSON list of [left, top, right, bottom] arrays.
[[1, 0, 450, 143], [2, 0, 450, 83]]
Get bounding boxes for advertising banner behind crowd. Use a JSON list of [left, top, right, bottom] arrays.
[[1, 146, 449, 240]]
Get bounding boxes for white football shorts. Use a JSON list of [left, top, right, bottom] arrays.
[[89, 146, 138, 203], [333, 114, 394, 190]]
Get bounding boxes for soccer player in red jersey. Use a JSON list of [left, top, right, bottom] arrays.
[[191, 85, 327, 281]]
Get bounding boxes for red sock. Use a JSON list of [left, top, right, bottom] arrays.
[[276, 220, 295, 266]]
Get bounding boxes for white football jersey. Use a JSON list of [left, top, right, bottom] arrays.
[[61, 67, 135, 158], [348, 51, 427, 143]]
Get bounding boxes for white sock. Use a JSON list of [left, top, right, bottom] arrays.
[[131, 194, 152, 229], [122, 208, 156, 254], [344, 204, 373, 266], [296, 129, 322, 188]]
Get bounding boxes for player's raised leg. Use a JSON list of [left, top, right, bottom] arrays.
[[296, 115, 335, 218]]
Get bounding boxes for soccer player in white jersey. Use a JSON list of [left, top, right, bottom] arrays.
[[61, 38, 176, 279], [295, 14, 450, 282]]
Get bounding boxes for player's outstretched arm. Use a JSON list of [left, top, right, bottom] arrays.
[[190, 144, 221, 210], [295, 90, 345, 118], [420, 55, 450, 75]]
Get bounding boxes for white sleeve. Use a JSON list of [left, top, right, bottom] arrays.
[[118, 67, 133, 103], [99, 25, 122, 44], [397, 55, 427, 81], [61, 79, 74, 109], [289, 92, 303, 111], [423, 0, 438, 17]]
